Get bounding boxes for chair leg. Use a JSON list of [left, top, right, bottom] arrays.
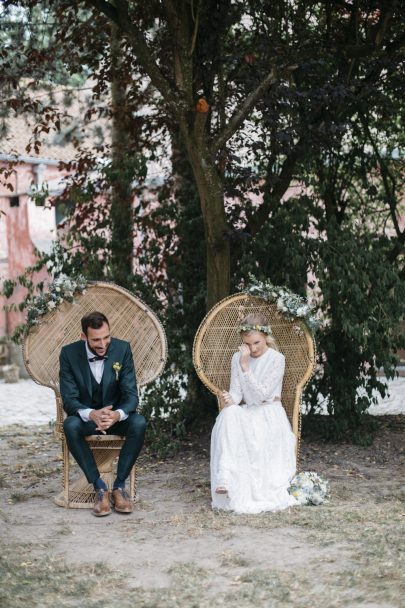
[[129, 465, 136, 502], [63, 438, 70, 506], [55, 439, 138, 508]]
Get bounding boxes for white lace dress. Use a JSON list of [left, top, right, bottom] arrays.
[[210, 348, 298, 514]]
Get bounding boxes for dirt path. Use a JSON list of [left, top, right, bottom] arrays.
[[0, 418, 404, 608]]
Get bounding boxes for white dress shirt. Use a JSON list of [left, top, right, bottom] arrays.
[[77, 342, 127, 422]]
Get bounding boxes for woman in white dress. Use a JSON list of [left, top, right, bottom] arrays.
[[210, 314, 298, 514]]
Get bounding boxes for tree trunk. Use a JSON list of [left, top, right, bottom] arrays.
[[110, 25, 134, 288], [186, 141, 230, 310]]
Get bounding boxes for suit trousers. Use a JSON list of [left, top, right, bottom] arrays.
[[63, 413, 147, 484]]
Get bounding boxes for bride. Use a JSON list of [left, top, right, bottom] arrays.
[[210, 314, 298, 514]]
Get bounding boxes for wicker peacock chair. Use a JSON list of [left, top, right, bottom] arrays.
[[23, 281, 167, 508], [193, 293, 315, 463]]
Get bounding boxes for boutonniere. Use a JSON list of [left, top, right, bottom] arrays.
[[112, 362, 122, 381]]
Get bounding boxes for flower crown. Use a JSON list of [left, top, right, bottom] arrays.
[[238, 323, 273, 335]]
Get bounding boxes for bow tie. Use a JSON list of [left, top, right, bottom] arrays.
[[88, 355, 108, 362]]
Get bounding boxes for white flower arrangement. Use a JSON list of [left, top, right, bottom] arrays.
[[288, 471, 329, 506], [238, 323, 273, 335], [25, 274, 87, 330], [244, 275, 319, 333]]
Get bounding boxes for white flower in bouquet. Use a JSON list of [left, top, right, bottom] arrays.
[[289, 471, 329, 506], [310, 494, 324, 506]]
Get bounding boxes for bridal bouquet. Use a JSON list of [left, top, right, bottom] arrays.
[[288, 471, 329, 506]]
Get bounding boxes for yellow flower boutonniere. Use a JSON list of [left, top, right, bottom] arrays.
[[112, 362, 122, 381]]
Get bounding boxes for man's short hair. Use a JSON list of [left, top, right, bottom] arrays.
[[81, 311, 110, 335]]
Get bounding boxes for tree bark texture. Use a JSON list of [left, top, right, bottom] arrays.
[[185, 139, 230, 309], [110, 25, 134, 289]]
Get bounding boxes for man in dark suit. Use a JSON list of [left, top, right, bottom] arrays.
[[60, 311, 146, 517]]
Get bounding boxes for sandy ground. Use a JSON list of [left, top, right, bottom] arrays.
[[0, 378, 404, 606], [1, 376, 404, 427], [0, 413, 404, 607]]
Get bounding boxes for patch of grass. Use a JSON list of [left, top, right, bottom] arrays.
[[13, 462, 60, 480], [9, 492, 29, 504], [56, 523, 73, 536], [0, 508, 10, 523], [1, 495, 403, 608], [162, 494, 404, 539], [167, 561, 209, 586], [133, 499, 154, 511], [0, 426, 31, 438], [330, 484, 353, 501], [237, 569, 292, 603], [29, 490, 48, 499], [1, 422, 403, 608], [375, 487, 405, 503], [220, 551, 251, 568], [8, 438, 32, 449], [139, 498, 403, 607], [0, 544, 128, 608]]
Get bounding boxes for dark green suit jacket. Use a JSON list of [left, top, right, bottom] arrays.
[[59, 338, 139, 417]]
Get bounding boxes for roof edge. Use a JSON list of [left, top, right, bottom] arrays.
[[0, 153, 62, 166]]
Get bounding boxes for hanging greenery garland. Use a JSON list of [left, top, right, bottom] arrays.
[[244, 274, 319, 334], [12, 274, 87, 343]]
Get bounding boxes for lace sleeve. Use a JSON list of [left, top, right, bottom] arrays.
[[228, 353, 243, 405], [241, 353, 285, 403]]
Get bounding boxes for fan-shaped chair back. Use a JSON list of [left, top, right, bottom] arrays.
[[22, 281, 167, 508], [24, 282, 167, 434], [193, 294, 315, 457]]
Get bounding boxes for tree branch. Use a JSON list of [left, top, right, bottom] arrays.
[[163, 0, 193, 104], [88, 0, 181, 113], [88, 0, 118, 21], [374, 0, 398, 47], [212, 68, 280, 152], [359, 113, 404, 241], [246, 141, 306, 236]]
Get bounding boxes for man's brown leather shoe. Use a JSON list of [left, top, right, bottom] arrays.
[[92, 489, 112, 517], [112, 488, 133, 513]]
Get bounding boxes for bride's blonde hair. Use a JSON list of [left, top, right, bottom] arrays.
[[239, 313, 278, 350]]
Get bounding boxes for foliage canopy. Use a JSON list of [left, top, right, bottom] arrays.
[[1, 0, 404, 445]]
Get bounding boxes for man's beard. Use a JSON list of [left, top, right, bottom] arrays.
[[87, 342, 110, 357]]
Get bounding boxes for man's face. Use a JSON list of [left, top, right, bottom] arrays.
[[82, 322, 111, 357]]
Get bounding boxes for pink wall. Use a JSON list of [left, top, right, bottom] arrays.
[[0, 162, 55, 336]]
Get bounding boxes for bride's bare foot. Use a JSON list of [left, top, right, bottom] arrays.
[[215, 487, 228, 494]]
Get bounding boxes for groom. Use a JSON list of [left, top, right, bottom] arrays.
[[59, 311, 146, 517]]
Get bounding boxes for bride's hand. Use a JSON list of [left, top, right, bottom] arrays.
[[222, 391, 234, 407], [239, 344, 250, 372]]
